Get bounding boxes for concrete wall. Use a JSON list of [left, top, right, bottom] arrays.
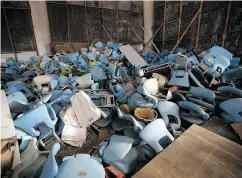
[[143, 0, 154, 52], [29, 0, 51, 55]]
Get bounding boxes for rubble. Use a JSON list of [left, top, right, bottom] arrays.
[[1, 41, 242, 177]]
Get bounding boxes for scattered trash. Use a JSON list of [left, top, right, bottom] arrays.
[[1, 41, 241, 177]]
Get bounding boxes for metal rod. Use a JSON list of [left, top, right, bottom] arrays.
[[116, 1, 119, 43], [141, 21, 164, 52], [177, 1, 183, 40], [2, 5, 17, 60], [118, 20, 161, 59], [84, 1, 90, 46], [101, 1, 104, 41], [142, 26, 160, 53], [222, 1, 232, 47], [102, 25, 113, 41], [195, 1, 203, 52], [154, 3, 166, 10], [171, 8, 202, 53], [162, 2, 167, 50], [66, 1, 72, 50]]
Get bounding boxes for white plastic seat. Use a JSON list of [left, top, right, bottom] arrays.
[[139, 119, 174, 154]]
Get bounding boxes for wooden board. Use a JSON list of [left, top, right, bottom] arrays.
[[119, 44, 148, 67], [132, 124, 242, 178], [231, 123, 242, 140]]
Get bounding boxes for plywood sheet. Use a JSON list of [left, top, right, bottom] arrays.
[[133, 125, 242, 178], [119, 44, 148, 67]]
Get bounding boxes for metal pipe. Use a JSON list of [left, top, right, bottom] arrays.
[[142, 26, 160, 53], [171, 8, 202, 53], [141, 21, 164, 52], [84, 1, 90, 46], [102, 25, 113, 41], [162, 1, 167, 50], [177, 1, 183, 40], [2, 5, 17, 60], [118, 21, 162, 60], [195, 1, 203, 52], [222, 1, 232, 47]]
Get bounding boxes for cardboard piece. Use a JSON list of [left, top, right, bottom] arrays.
[[60, 91, 101, 147], [98, 128, 115, 143], [70, 91, 101, 127], [119, 44, 148, 67]]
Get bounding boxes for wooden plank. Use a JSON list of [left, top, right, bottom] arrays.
[[222, 1, 232, 47], [231, 123, 242, 140], [133, 125, 242, 178], [119, 44, 148, 67]]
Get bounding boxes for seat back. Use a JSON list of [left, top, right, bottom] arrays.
[[40, 143, 60, 178], [139, 119, 174, 153], [207, 55, 230, 77]]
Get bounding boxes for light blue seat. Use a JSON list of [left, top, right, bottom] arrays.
[[217, 86, 242, 97], [220, 98, 242, 123], [168, 60, 190, 88], [7, 91, 29, 113], [7, 81, 30, 94], [221, 67, 242, 87], [93, 108, 111, 127], [107, 65, 121, 80], [109, 81, 127, 104], [14, 104, 58, 137], [40, 143, 60, 178], [179, 101, 209, 125], [99, 135, 137, 174], [139, 119, 174, 154], [208, 46, 233, 60], [56, 154, 105, 178], [90, 65, 107, 81], [206, 55, 230, 78], [186, 87, 215, 112], [156, 100, 181, 130]]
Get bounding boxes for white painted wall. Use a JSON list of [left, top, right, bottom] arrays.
[[1, 52, 37, 62], [143, 0, 154, 52], [29, 0, 51, 55]]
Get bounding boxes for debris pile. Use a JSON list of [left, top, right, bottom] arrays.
[[1, 41, 242, 177]]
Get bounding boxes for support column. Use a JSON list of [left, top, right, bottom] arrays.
[[143, 0, 154, 52], [29, 0, 51, 55]]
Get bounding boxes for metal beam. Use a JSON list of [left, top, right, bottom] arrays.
[[195, 1, 203, 52], [171, 7, 202, 53], [162, 2, 167, 50], [222, 1, 232, 47], [142, 26, 160, 53], [2, 5, 17, 60], [177, 1, 183, 40], [141, 21, 164, 52]]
